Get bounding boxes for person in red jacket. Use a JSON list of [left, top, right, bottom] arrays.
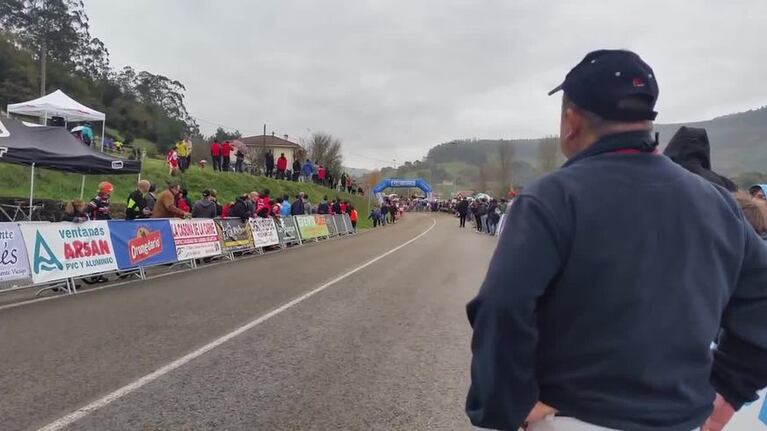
[[221, 141, 232, 171], [340, 200, 348, 214], [318, 165, 326, 185], [349, 205, 358, 231], [276, 152, 288, 179], [210, 139, 222, 171], [255, 188, 271, 218]]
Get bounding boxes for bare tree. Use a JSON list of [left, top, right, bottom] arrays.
[[307, 132, 344, 178], [537, 137, 561, 173]]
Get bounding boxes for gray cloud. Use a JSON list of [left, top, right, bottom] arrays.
[[85, 0, 767, 168]]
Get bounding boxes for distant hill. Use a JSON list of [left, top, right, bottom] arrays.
[[343, 166, 371, 178], [426, 105, 767, 176], [654, 106, 767, 174]]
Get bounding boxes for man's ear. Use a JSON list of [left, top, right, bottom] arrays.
[[563, 107, 582, 143]]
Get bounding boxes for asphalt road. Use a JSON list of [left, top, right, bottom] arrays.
[[1, 213, 496, 431]]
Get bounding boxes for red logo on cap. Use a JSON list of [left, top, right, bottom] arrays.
[[632, 78, 645, 88]]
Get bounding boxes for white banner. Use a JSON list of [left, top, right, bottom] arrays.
[[248, 217, 280, 248], [0, 222, 31, 284], [170, 219, 222, 260], [20, 221, 117, 283]]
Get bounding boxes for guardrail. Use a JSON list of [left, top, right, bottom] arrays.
[[0, 214, 355, 295]]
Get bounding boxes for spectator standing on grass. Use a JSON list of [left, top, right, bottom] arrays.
[[302, 159, 313, 182], [292, 159, 301, 181], [63, 199, 89, 223], [210, 189, 222, 217], [340, 200, 348, 214], [248, 191, 259, 217], [221, 140, 232, 171], [152, 182, 190, 219], [210, 139, 222, 171], [126, 180, 151, 220], [290, 192, 306, 216], [166, 147, 179, 176], [277, 153, 288, 179], [235, 149, 245, 173], [467, 49, 767, 431], [318, 165, 326, 185], [192, 190, 217, 218], [304, 194, 313, 214], [81, 122, 94, 147], [88, 182, 113, 220], [280, 195, 291, 217], [176, 139, 189, 172], [264, 150, 275, 177]]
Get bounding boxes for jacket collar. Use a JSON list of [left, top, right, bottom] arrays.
[[563, 131, 657, 168]]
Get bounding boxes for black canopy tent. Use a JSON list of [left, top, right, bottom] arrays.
[[0, 117, 141, 218]]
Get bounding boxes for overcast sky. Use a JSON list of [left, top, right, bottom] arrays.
[[84, 0, 766, 169]]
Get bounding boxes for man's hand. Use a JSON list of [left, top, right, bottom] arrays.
[[525, 401, 558, 425], [701, 394, 735, 431]]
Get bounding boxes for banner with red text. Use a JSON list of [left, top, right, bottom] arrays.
[[170, 219, 222, 260]]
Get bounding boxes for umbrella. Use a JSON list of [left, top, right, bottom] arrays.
[[231, 140, 248, 154], [70, 126, 84, 132]]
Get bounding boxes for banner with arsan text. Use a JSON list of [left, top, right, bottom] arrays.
[[170, 219, 222, 260], [0, 222, 31, 286], [108, 220, 177, 269], [20, 221, 117, 283], [248, 217, 280, 248]]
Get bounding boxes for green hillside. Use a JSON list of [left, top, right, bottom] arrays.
[[0, 158, 373, 229]]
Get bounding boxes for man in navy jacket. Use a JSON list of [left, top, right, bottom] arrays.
[[466, 50, 767, 431]]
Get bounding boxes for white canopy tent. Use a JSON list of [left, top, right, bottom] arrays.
[[6, 90, 111, 205], [6, 89, 107, 151]]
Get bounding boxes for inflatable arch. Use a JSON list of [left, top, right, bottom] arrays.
[[372, 178, 433, 202]]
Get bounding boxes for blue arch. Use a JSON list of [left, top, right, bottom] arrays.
[[373, 178, 433, 202]]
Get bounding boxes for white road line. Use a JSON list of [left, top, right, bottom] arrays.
[[36, 217, 437, 431]]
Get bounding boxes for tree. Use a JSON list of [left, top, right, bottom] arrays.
[[537, 137, 562, 173], [497, 141, 516, 191], [1, 0, 108, 95], [307, 132, 344, 178]]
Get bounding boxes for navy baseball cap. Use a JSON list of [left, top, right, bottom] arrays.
[[548, 49, 659, 122]]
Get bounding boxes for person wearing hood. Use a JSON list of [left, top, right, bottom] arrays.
[[290, 193, 305, 216], [229, 194, 251, 221], [192, 190, 217, 218], [663, 126, 738, 192], [317, 196, 330, 214]]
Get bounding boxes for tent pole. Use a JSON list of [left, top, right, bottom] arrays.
[[100, 121, 105, 152], [80, 175, 86, 199], [29, 163, 35, 219]]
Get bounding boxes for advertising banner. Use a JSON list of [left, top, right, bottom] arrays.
[[248, 217, 280, 248], [170, 219, 222, 260], [20, 221, 117, 283], [215, 218, 254, 252], [0, 222, 31, 285], [333, 215, 349, 234], [325, 215, 338, 236], [294, 215, 330, 240], [109, 220, 177, 269], [275, 217, 301, 245]]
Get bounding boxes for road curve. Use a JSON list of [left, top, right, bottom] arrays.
[[0, 213, 497, 431]]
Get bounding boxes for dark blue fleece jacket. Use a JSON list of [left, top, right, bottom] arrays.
[[466, 132, 767, 431]]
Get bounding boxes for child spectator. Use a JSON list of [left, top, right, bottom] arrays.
[[280, 195, 291, 217], [349, 205, 358, 231], [256, 189, 272, 218], [88, 182, 113, 220], [177, 189, 191, 213]]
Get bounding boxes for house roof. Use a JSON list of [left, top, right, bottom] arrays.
[[240, 135, 303, 149]]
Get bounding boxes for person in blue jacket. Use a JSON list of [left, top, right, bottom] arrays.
[[301, 159, 314, 183], [466, 50, 767, 431]]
